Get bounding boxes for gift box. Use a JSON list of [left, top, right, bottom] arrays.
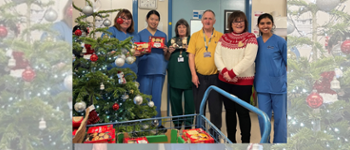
[[123, 137, 149, 144], [149, 36, 165, 49], [117, 129, 184, 144], [84, 125, 115, 143], [72, 116, 84, 129], [87, 124, 114, 133], [181, 128, 214, 143], [170, 37, 188, 49], [134, 42, 151, 54]]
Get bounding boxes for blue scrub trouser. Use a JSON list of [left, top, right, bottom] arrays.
[[257, 93, 287, 143], [137, 75, 165, 126]]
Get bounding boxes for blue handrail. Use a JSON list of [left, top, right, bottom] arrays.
[[198, 85, 271, 143]]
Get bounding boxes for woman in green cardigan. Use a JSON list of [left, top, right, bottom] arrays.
[[165, 19, 194, 130]]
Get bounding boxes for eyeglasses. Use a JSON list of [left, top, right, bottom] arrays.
[[233, 21, 244, 25], [122, 17, 132, 21]]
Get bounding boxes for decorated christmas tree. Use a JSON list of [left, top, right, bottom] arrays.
[[72, 0, 157, 135], [272, 0, 350, 149], [0, 0, 72, 149]]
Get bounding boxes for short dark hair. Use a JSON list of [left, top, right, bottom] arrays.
[[175, 19, 190, 37], [257, 13, 275, 36], [146, 10, 160, 21], [227, 10, 248, 33], [114, 9, 134, 33]]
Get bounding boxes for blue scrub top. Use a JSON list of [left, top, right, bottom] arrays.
[[137, 29, 168, 75], [255, 34, 287, 94], [102, 26, 140, 74], [41, 20, 72, 46]]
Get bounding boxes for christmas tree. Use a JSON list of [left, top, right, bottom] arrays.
[[72, 0, 157, 135], [272, 0, 350, 149], [0, 0, 72, 150]]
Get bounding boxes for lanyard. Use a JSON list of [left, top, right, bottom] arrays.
[[203, 29, 213, 51], [179, 50, 183, 57]]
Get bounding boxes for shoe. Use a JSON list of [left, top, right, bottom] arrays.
[[175, 124, 182, 130], [157, 125, 167, 133]]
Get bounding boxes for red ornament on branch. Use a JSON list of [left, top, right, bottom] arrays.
[[22, 67, 36, 82], [306, 90, 323, 109], [87, 105, 100, 125], [113, 103, 119, 111], [0, 25, 8, 38], [74, 29, 82, 36], [341, 38, 350, 54], [90, 53, 98, 62], [116, 17, 123, 24]]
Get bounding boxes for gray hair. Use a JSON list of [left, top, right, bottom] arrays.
[[202, 9, 216, 20]]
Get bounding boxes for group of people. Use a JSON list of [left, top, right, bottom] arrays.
[[77, 9, 286, 143]]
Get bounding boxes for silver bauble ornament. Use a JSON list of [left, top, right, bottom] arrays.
[[82, 6, 93, 16], [316, 0, 340, 12], [134, 81, 140, 88], [44, 8, 58, 22], [287, 20, 295, 35], [148, 101, 154, 107], [152, 120, 159, 127], [118, 54, 126, 60], [142, 124, 149, 130], [121, 48, 129, 54], [115, 57, 125, 67], [150, 130, 157, 135], [126, 56, 135, 64], [133, 95, 143, 105], [122, 93, 129, 100], [103, 19, 111, 27], [74, 101, 86, 112], [64, 75, 72, 90], [130, 48, 135, 53]]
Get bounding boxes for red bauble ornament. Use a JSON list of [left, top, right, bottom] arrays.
[[67, 4, 73, 17], [116, 17, 123, 24], [84, 44, 91, 50], [22, 67, 36, 82], [0, 25, 8, 38], [306, 90, 323, 109], [74, 29, 82, 36], [90, 53, 98, 62], [113, 103, 119, 110], [341, 38, 350, 54]]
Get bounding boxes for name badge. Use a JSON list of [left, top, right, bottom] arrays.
[[178, 57, 184, 62], [204, 52, 211, 58]]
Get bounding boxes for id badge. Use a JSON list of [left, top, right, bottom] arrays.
[[204, 52, 211, 58], [178, 57, 184, 62]]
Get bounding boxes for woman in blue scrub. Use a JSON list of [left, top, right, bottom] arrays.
[[255, 13, 287, 143], [101, 9, 141, 74], [137, 10, 168, 129]]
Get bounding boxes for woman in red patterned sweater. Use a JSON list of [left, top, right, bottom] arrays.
[[214, 10, 258, 143]]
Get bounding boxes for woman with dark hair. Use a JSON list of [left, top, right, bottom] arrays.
[[214, 10, 258, 143], [165, 19, 194, 130], [101, 9, 141, 74], [137, 10, 168, 129], [255, 13, 287, 143]]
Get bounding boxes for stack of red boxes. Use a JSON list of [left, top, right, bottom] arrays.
[[123, 137, 149, 144], [84, 124, 116, 143], [181, 128, 214, 143], [72, 116, 84, 137]]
